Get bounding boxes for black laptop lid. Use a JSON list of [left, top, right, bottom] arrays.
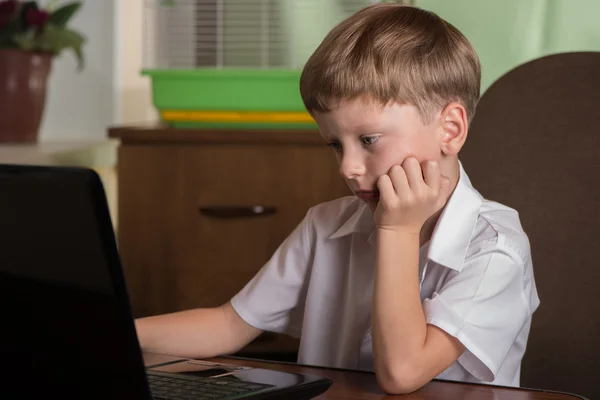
[[0, 164, 150, 399]]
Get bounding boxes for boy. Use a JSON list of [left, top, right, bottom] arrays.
[[135, 4, 539, 394]]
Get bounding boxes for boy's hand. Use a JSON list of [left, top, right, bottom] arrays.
[[374, 157, 453, 233]]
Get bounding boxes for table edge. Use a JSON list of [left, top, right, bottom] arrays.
[[219, 355, 590, 400]]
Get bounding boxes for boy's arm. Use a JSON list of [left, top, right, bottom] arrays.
[[135, 301, 262, 359], [372, 229, 464, 394], [372, 158, 462, 394], [135, 206, 315, 361]]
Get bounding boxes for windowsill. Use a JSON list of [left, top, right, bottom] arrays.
[[0, 139, 118, 168], [0, 139, 120, 230]]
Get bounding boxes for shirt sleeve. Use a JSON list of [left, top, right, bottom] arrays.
[[423, 234, 534, 382], [229, 208, 314, 337]]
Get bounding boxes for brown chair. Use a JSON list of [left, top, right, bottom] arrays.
[[460, 52, 600, 399]]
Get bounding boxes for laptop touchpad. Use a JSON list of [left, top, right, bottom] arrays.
[[148, 360, 249, 378]]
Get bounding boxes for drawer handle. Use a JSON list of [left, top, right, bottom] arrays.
[[198, 206, 277, 219]]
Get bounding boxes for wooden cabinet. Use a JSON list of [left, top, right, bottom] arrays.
[[108, 126, 350, 358]]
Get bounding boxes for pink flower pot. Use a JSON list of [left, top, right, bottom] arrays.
[[0, 48, 53, 143]]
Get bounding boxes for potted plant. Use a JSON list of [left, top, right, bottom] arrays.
[[0, 0, 85, 143]]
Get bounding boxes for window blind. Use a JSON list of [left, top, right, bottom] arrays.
[[145, 0, 415, 69]]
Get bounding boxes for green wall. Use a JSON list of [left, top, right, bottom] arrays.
[[417, 0, 600, 92], [283, 0, 600, 93]]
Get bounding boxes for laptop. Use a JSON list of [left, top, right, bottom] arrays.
[[0, 164, 332, 400]]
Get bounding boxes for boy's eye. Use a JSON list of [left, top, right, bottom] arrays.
[[361, 136, 379, 145], [327, 141, 342, 151]]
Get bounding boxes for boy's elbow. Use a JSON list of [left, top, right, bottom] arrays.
[[376, 362, 426, 395]]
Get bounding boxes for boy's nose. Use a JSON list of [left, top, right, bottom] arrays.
[[339, 155, 365, 180]]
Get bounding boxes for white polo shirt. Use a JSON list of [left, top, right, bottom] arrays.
[[230, 162, 540, 387]]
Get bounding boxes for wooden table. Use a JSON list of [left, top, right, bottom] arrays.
[[143, 353, 588, 400]]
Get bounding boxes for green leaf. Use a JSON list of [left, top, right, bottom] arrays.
[[60, 27, 86, 70], [48, 2, 81, 27], [0, 40, 19, 49], [1, 10, 26, 48], [38, 23, 86, 69], [12, 30, 37, 51], [71, 39, 84, 71], [0, 11, 23, 36]]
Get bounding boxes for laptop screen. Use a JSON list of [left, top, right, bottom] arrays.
[[0, 165, 150, 399]]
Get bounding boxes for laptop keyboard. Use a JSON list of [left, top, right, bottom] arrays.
[[148, 371, 274, 400]]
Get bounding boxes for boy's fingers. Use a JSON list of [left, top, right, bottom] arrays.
[[402, 157, 423, 190], [422, 160, 440, 191], [387, 164, 408, 196], [376, 174, 396, 204]]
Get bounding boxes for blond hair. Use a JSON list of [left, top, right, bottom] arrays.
[[299, 4, 481, 123]]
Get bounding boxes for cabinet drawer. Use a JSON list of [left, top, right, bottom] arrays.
[[117, 141, 349, 318]]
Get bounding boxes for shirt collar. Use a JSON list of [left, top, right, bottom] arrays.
[[427, 161, 483, 271], [328, 201, 373, 239], [327, 161, 483, 272]]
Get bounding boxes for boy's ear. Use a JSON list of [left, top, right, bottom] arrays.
[[439, 102, 468, 156]]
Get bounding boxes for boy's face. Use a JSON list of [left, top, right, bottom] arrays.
[[313, 98, 444, 211]]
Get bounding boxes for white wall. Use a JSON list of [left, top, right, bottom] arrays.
[[34, 0, 158, 149], [29, 0, 154, 228], [39, 0, 120, 142], [119, 0, 157, 124]]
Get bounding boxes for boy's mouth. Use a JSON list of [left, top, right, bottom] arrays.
[[356, 190, 380, 201]]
